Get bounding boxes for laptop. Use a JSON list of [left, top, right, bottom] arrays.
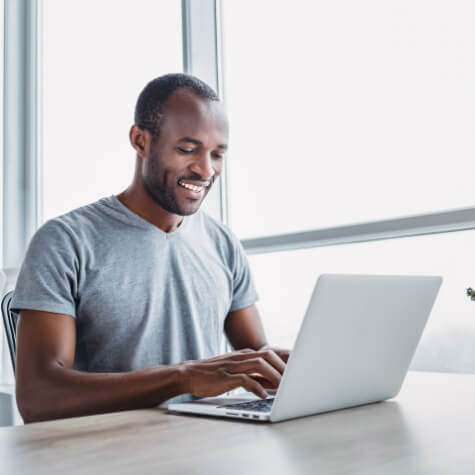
[[168, 274, 442, 423]]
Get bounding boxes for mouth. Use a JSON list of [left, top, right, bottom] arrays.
[[178, 179, 211, 195]]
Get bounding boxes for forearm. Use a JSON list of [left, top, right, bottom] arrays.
[[16, 363, 186, 423]]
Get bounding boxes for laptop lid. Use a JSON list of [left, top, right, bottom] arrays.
[[270, 274, 442, 422]]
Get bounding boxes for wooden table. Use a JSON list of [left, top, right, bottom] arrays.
[[1, 371, 474, 474]]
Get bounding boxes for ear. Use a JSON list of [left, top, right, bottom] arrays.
[[129, 125, 151, 159]]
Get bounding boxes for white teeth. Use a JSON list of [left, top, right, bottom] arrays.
[[179, 182, 204, 192]]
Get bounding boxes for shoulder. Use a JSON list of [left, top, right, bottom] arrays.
[[55, 197, 115, 232], [29, 197, 114, 250], [192, 211, 240, 248], [46, 196, 119, 234], [24, 216, 81, 265], [29, 217, 74, 247]]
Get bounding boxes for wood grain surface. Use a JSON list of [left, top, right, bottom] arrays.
[[1, 371, 474, 475]]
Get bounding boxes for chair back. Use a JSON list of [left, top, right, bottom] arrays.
[[1, 291, 17, 375]]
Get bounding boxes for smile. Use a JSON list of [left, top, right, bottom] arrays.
[[178, 180, 208, 193]]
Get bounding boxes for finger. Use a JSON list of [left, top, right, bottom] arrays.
[[250, 374, 279, 390], [253, 349, 286, 374], [226, 372, 268, 399], [258, 345, 291, 364], [274, 348, 290, 363], [228, 358, 281, 388], [225, 348, 259, 361], [223, 349, 286, 373], [205, 348, 255, 363]]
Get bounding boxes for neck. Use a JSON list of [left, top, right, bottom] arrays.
[[117, 183, 183, 233]]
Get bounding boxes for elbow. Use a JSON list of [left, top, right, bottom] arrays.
[[16, 379, 58, 423], [16, 386, 43, 423], [16, 390, 38, 423], [16, 358, 71, 423]]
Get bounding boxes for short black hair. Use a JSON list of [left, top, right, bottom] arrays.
[[134, 73, 219, 137]]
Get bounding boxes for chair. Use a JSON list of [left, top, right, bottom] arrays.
[[1, 291, 17, 375]]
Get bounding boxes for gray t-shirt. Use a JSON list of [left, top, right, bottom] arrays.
[[12, 196, 258, 401]]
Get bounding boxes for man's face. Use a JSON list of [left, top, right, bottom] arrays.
[[142, 89, 229, 216]]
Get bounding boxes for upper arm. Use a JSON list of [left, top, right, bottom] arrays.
[[16, 310, 76, 387], [224, 231, 262, 349], [224, 304, 267, 351], [11, 219, 79, 320], [224, 230, 258, 314]]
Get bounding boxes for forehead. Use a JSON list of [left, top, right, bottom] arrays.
[[159, 88, 228, 142]]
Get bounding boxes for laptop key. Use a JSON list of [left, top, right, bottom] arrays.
[[218, 398, 275, 412]]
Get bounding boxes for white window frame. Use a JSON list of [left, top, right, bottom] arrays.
[[2, 0, 40, 268], [3, 0, 475, 267], [2, 0, 228, 267], [182, 0, 228, 223]]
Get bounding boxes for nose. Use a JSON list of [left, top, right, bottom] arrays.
[[190, 152, 216, 180]]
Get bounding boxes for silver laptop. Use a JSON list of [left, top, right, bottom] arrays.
[[168, 274, 442, 423]]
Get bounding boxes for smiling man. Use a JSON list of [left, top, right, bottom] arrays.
[[11, 73, 288, 423]]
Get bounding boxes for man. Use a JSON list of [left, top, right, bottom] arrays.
[[12, 73, 289, 423]]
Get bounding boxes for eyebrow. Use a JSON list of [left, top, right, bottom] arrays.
[[178, 137, 228, 150]]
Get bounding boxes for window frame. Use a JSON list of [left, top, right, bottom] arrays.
[[4, 0, 475, 273], [2, 0, 40, 268], [2, 0, 228, 269]]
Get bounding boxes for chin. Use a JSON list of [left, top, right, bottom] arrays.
[[177, 201, 203, 216], [181, 206, 202, 216]]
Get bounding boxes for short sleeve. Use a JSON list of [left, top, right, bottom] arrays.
[[11, 220, 79, 318], [229, 237, 259, 312]]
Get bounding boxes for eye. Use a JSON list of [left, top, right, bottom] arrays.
[[177, 147, 194, 154], [212, 152, 225, 160]]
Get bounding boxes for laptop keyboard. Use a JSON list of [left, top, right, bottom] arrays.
[[218, 398, 275, 413]]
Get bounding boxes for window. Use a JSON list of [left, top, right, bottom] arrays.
[[222, 0, 475, 238], [249, 230, 475, 372], [42, 0, 183, 221], [222, 0, 475, 374]]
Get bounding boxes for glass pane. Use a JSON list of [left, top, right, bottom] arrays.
[[42, 0, 182, 221], [248, 230, 475, 373], [222, 0, 475, 238]]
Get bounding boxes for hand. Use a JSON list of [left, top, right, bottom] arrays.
[[258, 345, 290, 364], [253, 345, 291, 390], [181, 348, 287, 399]]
